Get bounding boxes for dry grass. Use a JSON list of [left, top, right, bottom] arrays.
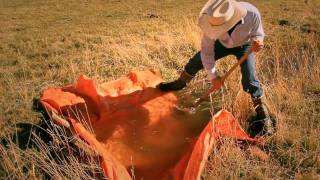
[[0, 121, 105, 179], [1, 0, 320, 179]]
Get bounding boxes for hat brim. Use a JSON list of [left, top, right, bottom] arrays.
[[198, 1, 247, 39]]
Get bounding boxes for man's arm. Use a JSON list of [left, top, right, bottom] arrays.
[[250, 13, 265, 52], [200, 35, 217, 79], [200, 35, 224, 90]]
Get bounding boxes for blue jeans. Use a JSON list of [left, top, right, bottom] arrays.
[[184, 41, 263, 98]]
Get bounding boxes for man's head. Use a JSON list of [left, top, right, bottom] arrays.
[[198, 0, 247, 39]]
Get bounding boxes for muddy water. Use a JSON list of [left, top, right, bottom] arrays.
[[91, 90, 212, 179]]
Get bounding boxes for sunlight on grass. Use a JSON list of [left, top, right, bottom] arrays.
[[0, 0, 320, 179]]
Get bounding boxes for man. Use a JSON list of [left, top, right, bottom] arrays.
[[158, 0, 275, 135]]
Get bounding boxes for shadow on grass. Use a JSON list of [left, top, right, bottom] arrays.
[[1, 99, 53, 150], [0, 98, 106, 179]]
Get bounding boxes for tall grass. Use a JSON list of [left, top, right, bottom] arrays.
[[0, 120, 105, 179]]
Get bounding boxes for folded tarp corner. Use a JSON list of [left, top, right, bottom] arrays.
[[40, 69, 256, 180]]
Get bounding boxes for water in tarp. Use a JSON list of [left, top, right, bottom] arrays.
[[90, 91, 212, 178], [40, 70, 254, 180]]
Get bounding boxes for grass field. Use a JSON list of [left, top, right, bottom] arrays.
[[1, 0, 320, 179]]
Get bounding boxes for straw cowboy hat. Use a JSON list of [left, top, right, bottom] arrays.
[[198, 0, 247, 39]]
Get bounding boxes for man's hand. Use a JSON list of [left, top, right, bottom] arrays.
[[251, 39, 264, 52]]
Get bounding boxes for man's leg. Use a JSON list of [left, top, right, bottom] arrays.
[[184, 52, 203, 77], [158, 41, 231, 91], [234, 44, 275, 135], [157, 52, 201, 91], [234, 44, 263, 98]]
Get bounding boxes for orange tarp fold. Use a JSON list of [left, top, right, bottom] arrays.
[[40, 70, 256, 180]]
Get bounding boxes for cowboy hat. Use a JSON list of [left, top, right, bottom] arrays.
[[198, 0, 247, 39]]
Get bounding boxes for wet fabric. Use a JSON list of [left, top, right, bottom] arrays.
[[40, 70, 256, 180]]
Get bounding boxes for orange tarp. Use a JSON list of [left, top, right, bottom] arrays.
[[40, 70, 256, 180]]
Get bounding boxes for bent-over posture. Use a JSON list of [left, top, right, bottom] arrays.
[[158, 0, 275, 135]]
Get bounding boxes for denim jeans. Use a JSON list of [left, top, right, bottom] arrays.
[[184, 41, 263, 98]]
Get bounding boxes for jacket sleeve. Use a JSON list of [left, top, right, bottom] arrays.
[[200, 35, 217, 80]]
